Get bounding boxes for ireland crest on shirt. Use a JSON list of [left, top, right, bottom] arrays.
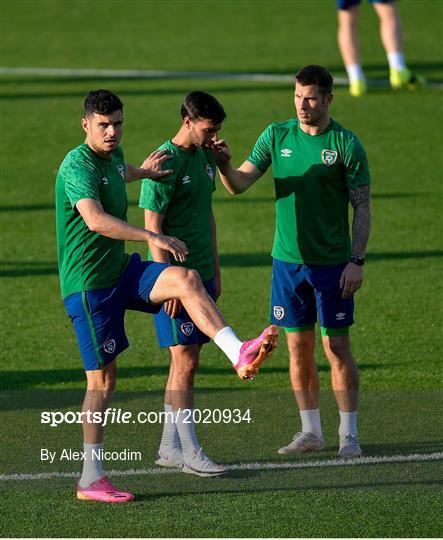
[[206, 163, 215, 180], [117, 164, 125, 179], [321, 149, 338, 166]]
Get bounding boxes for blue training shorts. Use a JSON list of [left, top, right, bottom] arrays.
[[63, 253, 170, 370], [270, 259, 354, 329], [337, 0, 393, 9], [154, 278, 216, 348]]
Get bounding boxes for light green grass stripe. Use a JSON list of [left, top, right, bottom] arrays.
[[2, 452, 441, 481], [2, 67, 442, 88]]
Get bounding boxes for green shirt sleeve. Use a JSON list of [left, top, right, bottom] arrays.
[[343, 135, 371, 190], [247, 125, 273, 172], [64, 154, 100, 208], [139, 171, 176, 214]]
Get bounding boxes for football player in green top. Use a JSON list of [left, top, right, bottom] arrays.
[[55, 90, 278, 502], [139, 91, 228, 476], [211, 65, 371, 459]]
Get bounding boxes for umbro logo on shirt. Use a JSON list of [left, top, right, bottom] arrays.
[[182, 175, 191, 184], [280, 148, 292, 158], [101, 177, 108, 185], [335, 312, 346, 321]]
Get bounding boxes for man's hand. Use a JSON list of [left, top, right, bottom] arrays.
[[150, 233, 188, 262], [339, 262, 364, 298], [140, 150, 173, 179], [164, 299, 182, 319], [208, 138, 232, 168]]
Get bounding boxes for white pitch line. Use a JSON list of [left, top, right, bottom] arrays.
[[1, 66, 442, 88], [1, 452, 442, 482]]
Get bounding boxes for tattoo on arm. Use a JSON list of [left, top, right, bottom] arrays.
[[349, 184, 371, 257]]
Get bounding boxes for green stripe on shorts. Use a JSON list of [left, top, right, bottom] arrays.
[[81, 291, 104, 368], [284, 325, 315, 333], [171, 317, 179, 345], [320, 326, 350, 337]]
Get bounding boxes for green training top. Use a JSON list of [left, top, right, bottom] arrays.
[[139, 140, 216, 281], [55, 143, 129, 298], [247, 118, 370, 265]]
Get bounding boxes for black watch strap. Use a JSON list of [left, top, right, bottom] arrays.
[[349, 256, 365, 266]]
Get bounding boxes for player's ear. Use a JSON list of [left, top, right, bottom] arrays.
[[183, 116, 192, 130], [81, 117, 89, 134], [326, 93, 333, 106]]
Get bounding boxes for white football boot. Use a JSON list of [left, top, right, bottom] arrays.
[[155, 448, 183, 468], [278, 432, 326, 455], [339, 434, 362, 459], [182, 448, 228, 477]]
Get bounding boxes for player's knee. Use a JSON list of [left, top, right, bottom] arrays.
[[86, 369, 116, 395], [173, 351, 199, 374], [287, 335, 315, 362], [323, 338, 351, 362], [289, 345, 312, 366], [182, 356, 199, 375], [182, 268, 203, 293]]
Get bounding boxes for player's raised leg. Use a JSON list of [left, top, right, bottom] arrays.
[[322, 333, 362, 458], [278, 329, 326, 455], [149, 266, 279, 380]]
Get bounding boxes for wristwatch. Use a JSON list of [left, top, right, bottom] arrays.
[[349, 256, 365, 266]]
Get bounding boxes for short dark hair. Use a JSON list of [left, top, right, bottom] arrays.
[[180, 91, 226, 124], [295, 65, 333, 96], [84, 89, 123, 117]]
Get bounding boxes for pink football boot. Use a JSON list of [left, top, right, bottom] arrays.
[[234, 325, 279, 380], [76, 476, 135, 503]]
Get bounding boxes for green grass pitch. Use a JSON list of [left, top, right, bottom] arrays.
[[1, 0, 442, 537]]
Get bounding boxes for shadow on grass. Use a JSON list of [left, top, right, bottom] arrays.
[[134, 477, 442, 502], [0, 192, 431, 213], [1, 249, 442, 277], [0, 362, 393, 392], [0, 387, 247, 411]]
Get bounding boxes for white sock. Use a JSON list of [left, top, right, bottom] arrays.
[[387, 51, 406, 71], [79, 442, 104, 488], [159, 404, 180, 452], [214, 326, 242, 365], [175, 408, 201, 458], [299, 409, 323, 437], [339, 410, 358, 437], [345, 63, 366, 83]]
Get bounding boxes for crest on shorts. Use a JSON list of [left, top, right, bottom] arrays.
[[206, 164, 215, 180], [103, 339, 116, 354], [321, 149, 337, 166], [181, 322, 194, 336], [273, 306, 285, 321], [117, 165, 125, 179]]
